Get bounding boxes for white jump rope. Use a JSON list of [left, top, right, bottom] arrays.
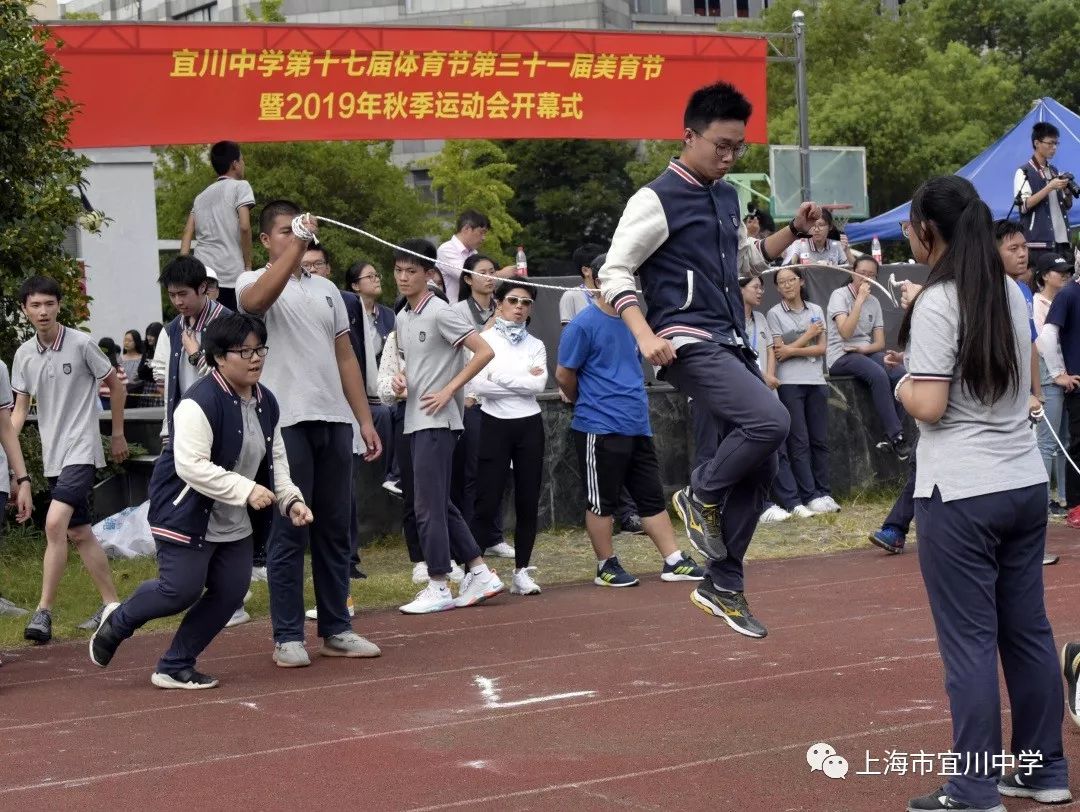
[[293, 213, 1077, 474]]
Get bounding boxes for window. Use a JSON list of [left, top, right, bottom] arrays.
[[173, 2, 216, 21], [632, 0, 667, 12], [694, 0, 721, 16]]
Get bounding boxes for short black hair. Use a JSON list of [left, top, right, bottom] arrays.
[[460, 254, 496, 300], [494, 279, 538, 302], [98, 336, 120, 366], [1032, 122, 1060, 148], [259, 199, 302, 236], [18, 275, 62, 305], [772, 266, 804, 286], [159, 255, 208, 291], [202, 313, 268, 369], [853, 255, 880, 274], [684, 82, 752, 132], [209, 140, 242, 175], [572, 243, 605, 275], [455, 210, 490, 232], [345, 259, 376, 291], [394, 238, 437, 271], [304, 243, 330, 263], [993, 218, 1024, 244], [589, 252, 607, 275]]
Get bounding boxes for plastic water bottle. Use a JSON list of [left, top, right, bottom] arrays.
[[799, 241, 811, 265], [871, 235, 883, 265], [515, 246, 528, 276]]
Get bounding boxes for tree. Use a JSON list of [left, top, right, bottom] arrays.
[[0, 0, 92, 361], [245, 0, 285, 23], [718, 0, 1030, 218], [155, 141, 432, 298], [424, 139, 519, 265], [500, 139, 637, 275]]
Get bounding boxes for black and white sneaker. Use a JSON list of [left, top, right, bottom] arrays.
[[89, 602, 123, 668], [997, 772, 1072, 804], [891, 432, 913, 461], [690, 578, 766, 638], [78, 603, 106, 630], [1062, 641, 1080, 728], [150, 668, 219, 690], [24, 608, 52, 643], [671, 486, 726, 561], [906, 787, 1004, 811]]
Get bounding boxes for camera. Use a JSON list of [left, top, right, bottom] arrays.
[[1060, 172, 1080, 197]]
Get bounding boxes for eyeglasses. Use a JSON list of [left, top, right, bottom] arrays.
[[776, 276, 801, 286], [690, 129, 748, 160], [505, 295, 534, 306], [808, 223, 829, 231], [900, 220, 911, 238], [1038, 139, 1060, 147], [357, 274, 380, 282], [226, 346, 269, 359], [300, 259, 328, 272]]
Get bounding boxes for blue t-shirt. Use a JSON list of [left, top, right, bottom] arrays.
[[558, 303, 651, 437], [1046, 280, 1080, 374], [1014, 279, 1038, 343]]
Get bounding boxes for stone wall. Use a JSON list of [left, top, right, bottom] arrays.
[[95, 379, 910, 537]]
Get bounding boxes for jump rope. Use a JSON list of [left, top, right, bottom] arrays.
[[292, 213, 1078, 475]]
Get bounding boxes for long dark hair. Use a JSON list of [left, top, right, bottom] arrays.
[[897, 176, 1019, 404], [460, 254, 496, 301], [124, 329, 145, 355]]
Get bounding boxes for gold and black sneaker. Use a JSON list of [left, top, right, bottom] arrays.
[[671, 486, 727, 561], [1062, 641, 1080, 728], [690, 579, 767, 638]]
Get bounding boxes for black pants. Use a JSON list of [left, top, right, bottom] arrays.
[[268, 421, 353, 643], [884, 450, 917, 534], [916, 484, 1065, 806], [777, 384, 830, 503], [396, 409, 424, 564], [412, 428, 482, 576], [111, 536, 252, 674], [1064, 391, 1080, 507], [471, 412, 545, 569]]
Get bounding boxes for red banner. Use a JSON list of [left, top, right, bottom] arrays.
[[47, 23, 767, 148]]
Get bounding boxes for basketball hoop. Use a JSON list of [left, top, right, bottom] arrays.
[[823, 202, 854, 229]]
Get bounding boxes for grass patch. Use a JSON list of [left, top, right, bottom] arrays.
[[0, 489, 900, 650]]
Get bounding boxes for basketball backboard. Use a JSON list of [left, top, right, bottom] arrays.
[[769, 146, 869, 219]]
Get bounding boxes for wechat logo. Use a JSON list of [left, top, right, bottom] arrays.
[[808, 743, 849, 780]]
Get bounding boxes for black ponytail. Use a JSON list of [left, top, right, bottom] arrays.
[[897, 176, 1019, 405]]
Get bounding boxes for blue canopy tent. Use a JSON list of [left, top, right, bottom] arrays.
[[846, 98, 1080, 244]]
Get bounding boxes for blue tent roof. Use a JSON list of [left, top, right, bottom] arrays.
[[846, 98, 1080, 243]]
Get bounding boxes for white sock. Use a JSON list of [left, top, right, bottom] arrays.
[[597, 557, 610, 567], [664, 551, 684, 566], [469, 564, 488, 576], [430, 577, 449, 591]]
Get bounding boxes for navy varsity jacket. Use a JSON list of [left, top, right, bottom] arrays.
[[148, 370, 294, 546], [598, 159, 769, 351], [1015, 158, 1073, 250]]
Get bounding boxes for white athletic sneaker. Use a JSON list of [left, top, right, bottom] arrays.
[[759, 505, 791, 523], [272, 641, 311, 668], [486, 542, 516, 559], [400, 582, 456, 614], [449, 562, 465, 583], [381, 479, 403, 497], [791, 504, 818, 518], [250, 566, 268, 583], [455, 568, 505, 608], [511, 567, 542, 595], [225, 608, 251, 628], [305, 596, 355, 621], [319, 631, 381, 658], [807, 496, 840, 514], [411, 561, 429, 584]]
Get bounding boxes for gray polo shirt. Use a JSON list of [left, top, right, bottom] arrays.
[[0, 361, 12, 487], [11, 325, 113, 477], [396, 292, 477, 434], [908, 280, 1046, 502], [767, 301, 827, 385], [452, 297, 495, 330], [826, 284, 884, 368], [237, 268, 353, 429], [192, 177, 256, 288], [559, 287, 592, 324], [782, 237, 847, 267], [206, 396, 264, 542]]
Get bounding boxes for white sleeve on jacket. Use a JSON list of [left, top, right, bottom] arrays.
[[152, 329, 169, 383], [1015, 167, 1032, 213], [599, 188, 668, 314], [172, 399, 258, 507], [1037, 323, 1067, 377], [376, 330, 401, 407]]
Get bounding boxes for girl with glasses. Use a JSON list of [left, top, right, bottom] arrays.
[[781, 209, 854, 267]]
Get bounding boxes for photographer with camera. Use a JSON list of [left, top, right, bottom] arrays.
[[1014, 122, 1076, 266]]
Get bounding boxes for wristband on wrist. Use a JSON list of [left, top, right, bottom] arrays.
[[284, 497, 302, 515], [788, 221, 807, 238], [15, 475, 31, 486]]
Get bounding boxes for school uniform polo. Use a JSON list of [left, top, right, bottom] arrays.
[[237, 267, 353, 427], [191, 177, 256, 289], [826, 284, 883, 368], [396, 292, 477, 434], [744, 311, 772, 375], [767, 301, 827, 385], [11, 325, 113, 477]]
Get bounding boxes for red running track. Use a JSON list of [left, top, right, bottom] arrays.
[[2, 531, 1080, 811]]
